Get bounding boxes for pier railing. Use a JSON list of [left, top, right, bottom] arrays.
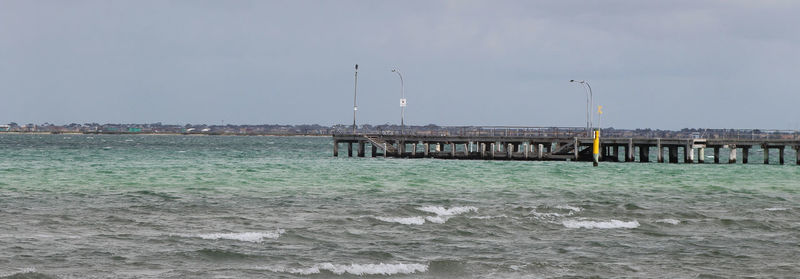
[[335, 126, 800, 140]]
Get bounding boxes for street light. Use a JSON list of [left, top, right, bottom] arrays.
[[570, 79, 593, 137], [353, 64, 358, 135], [392, 68, 405, 135]]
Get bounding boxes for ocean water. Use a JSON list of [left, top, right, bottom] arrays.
[[1, 134, 798, 278]]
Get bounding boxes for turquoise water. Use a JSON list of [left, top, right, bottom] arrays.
[[1, 134, 799, 278]]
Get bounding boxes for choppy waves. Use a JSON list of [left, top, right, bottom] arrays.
[[261, 262, 428, 275], [562, 219, 640, 229], [371, 206, 478, 225], [176, 230, 285, 243]]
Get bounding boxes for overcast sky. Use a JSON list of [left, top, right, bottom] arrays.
[[1, 1, 799, 129]]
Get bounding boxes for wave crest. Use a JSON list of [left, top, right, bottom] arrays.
[[416, 206, 477, 216], [264, 263, 428, 275], [374, 216, 425, 225], [178, 230, 284, 243], [562, 219, 640, 229], [655, 219, 680, 225]]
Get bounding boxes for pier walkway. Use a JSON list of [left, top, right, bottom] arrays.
[[332, 127, 800, 165]]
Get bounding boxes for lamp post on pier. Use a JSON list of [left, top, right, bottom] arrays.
[[352, 64, 358, 135], [570, 79, 593, 137], [392, 67, 405, 135]]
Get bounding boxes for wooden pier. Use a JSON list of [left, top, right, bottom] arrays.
[[332, 132, 800, 165]]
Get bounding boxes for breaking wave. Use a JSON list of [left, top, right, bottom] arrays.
[[262, 262, 428, 275], [531, 204, 583, 218], [374, 216, 426, 225], [562, 219, 640, 229], [177, 230, 284, 243], [372, 206, 478, 225], [416, 206, 478, 216], [655, 219, 680, 225], [764, 207, 788, 211]]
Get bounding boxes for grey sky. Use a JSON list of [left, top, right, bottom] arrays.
[[1, 0, 799, 129]]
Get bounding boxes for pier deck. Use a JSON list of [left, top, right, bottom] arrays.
[[333, 133, 800, 165]]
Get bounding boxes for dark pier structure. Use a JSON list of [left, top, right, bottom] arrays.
[[332, 127, 800, 165]]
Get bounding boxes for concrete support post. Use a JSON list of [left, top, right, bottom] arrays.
[[698, 148, 705, 163], [729, 145, 737, 164], [398, 142, 404, 157], [657, 138, 662, 163], [795, 146, 800, 165], [436, 143, 441, 152], [639, 145, 649, 162], [683, 145, 689, 163], [538, 144, 544, 159], [574, 137, 579, 161], [383, 143, 387, 158], [779, 146, 785, 165], [686, 144, 694, 164], [371, 144, 377, 157], [424, 143, 430, 157], [669, 146, 678, 163], [524, 142, 529, 159], [490, 143, 495, 158], [627, 139, 634, 162], [358, 141, 365, 157], [348, 142, 353, 157], [451, 143, 456, 157], [507, 143, 513, 159], [333, 141, 339, 157], [480, 143, 486, 158], [464, 143, 469, 156], [763, 145, 770, 164], [742, 147, 749, 164], [412, 143, 417, 157], [714, 147, 720, 164]]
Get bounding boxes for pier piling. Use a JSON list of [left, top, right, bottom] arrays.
[[729, 145, 737, 164], [669, 146, 678, 163], [742, 147, 749, 164], [639, 146, 649, 162], [348, 142, 353, 157], [698, 148, 705, 163], [657, 139, 663, 163], [333, 141, 339, 157]]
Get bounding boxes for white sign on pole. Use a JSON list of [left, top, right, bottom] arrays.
[[400, 98, 407, 107]]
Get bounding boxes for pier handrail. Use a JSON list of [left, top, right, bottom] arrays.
[[333, 126, 800, 141]]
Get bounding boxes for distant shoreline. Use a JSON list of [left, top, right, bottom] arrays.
[[0, 131, 330, 137]]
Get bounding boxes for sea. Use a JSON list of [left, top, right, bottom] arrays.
[[1, 134, 798, 278]]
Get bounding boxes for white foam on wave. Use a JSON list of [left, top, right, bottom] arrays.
[[554, 205, 583, 212], [655, 219, 680, 225], [563, 219, 640, 229], [417, 206, 478, 216], [0, 268, 37, 277], [179, 230, 285, 243], [374, 216, 426, 225], [531, 204, 582, 218], [765, 207, 788, 211], [372, 206, 477, 225], [263, 263, 428, 275], [469, 215, 508, 220]]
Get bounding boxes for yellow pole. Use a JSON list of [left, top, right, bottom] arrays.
[[593, 130, 600, 167]]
